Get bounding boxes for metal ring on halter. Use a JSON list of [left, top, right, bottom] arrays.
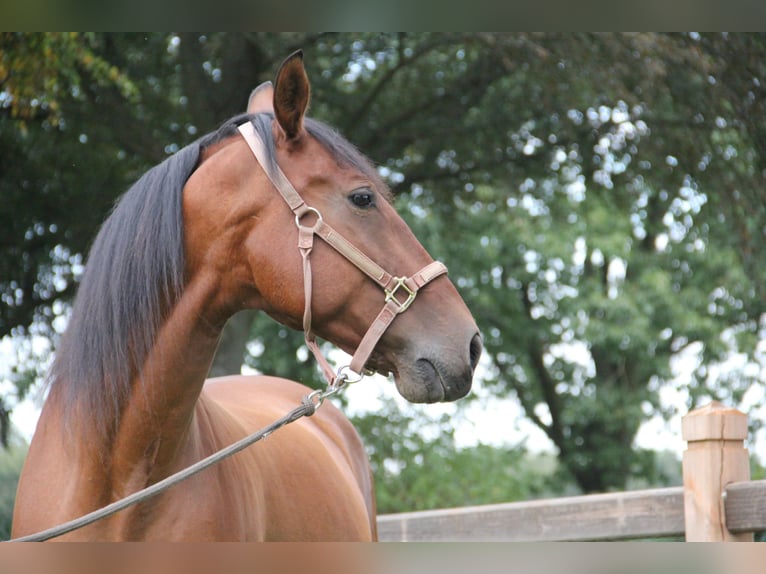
[[295, 206, 323, 230], [335, 365, 366, 386]]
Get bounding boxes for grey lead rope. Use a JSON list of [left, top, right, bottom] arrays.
[[8, 384, 344, 542]]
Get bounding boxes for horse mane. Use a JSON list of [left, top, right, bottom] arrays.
[[49, 111, 385, 441]]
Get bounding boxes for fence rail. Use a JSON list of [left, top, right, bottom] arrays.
[[377, 402, 765, 542]]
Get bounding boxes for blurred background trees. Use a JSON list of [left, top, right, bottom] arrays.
[[1, 33, 764, 524]]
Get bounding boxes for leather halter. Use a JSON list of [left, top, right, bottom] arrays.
[[237, 121, 447, 386]]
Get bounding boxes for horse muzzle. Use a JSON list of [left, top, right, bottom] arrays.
[[392, 331, 482, 403]]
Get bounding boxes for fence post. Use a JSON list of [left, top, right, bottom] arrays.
[[681, 401, 752, 541]]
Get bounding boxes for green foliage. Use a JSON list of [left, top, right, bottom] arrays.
[[372, 33, 766, 492], [351, 400, 562, 513], [243, 313, 329, 392], [0, 33, 137, 128], [0, 439, 27, 539]]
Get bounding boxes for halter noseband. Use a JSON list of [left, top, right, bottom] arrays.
[[237, 121, 447, 387]]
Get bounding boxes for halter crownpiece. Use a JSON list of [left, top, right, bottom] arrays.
[[237, 121, 447, 386]]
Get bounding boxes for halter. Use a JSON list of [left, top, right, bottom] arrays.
[[237, 121, 447, 387]]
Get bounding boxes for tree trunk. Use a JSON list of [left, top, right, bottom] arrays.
[[208, 310, 257, 378]]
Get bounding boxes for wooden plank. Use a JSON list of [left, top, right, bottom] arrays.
[[377, 487, 685, 542], [724, 479, 766, 533]]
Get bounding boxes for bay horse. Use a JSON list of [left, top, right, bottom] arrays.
[[12, 51, 482, 541]]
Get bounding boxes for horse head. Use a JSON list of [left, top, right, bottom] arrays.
[[185, 51, 482, 403]]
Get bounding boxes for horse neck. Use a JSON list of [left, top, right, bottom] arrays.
[[105, 274, 224, 495]]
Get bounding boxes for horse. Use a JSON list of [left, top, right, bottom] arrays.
[[11, 51, 482, 541]]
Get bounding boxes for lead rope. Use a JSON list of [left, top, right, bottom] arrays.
[[7, 382, 348, 542]]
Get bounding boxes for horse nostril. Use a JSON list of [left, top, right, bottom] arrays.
[[469, 333, 483, 372]]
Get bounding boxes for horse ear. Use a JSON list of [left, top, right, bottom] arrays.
[[247, 81, 274, 114], [273, 50, 310, 141]]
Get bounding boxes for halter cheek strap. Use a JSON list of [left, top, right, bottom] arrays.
[[237, 121, 447, 386]]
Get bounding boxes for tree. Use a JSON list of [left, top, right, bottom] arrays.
[[1, 34, 764, 497], [323, 33, 765, 491], [350, 398, 565, 513], [0, 32, 143, 438], [0, 437, 26, 539]]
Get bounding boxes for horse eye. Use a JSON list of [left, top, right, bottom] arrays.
[[349, 189, 375, 209]]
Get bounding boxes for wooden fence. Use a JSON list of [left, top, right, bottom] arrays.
[[377, 402, 766, 542]]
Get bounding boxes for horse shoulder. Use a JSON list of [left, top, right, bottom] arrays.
[[200, 375, 376, 540]]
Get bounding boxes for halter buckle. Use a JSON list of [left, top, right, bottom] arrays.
[[385, 277, 416, 313]]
